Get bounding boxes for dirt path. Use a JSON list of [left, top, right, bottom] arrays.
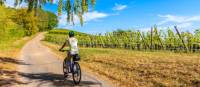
[[14, 33, 112, 87]]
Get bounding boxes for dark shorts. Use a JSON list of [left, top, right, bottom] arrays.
[[66, 52, 80, 61]]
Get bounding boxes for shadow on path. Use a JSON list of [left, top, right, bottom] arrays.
[[18, 72, 102, 87], [0, 57, 30, 65], [0, 57, 31, 86], [0, 70, 28, 87], [0, 70, 102, 87]]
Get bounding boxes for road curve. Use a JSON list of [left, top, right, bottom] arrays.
[[14, 33, 112, 87]]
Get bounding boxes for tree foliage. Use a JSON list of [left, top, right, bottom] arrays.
[[12, 9, 39, 36], [1, 0, 96, 26], [0, 5, 25, 48], [46, 11, 58, 29], [37, 9, 58, 31], [10, 8, 58, 35], [0, 5, 58, 38]]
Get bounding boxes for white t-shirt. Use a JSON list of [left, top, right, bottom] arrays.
[[68, 37, 78, 55]]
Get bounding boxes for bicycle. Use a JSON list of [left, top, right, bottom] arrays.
[[60, 50, 81, 85]]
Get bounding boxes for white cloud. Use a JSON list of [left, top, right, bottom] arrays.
[[4, 0, 15, 7], [58, 11, 109, 28], [112, 3, 127, 11], [5, 0, 27, 8], [138, 27, 151, 32], [157, 14, 200, 30], [58, 13, 68, 26], [138, 26, 168, 32], [177, 22, 193, 28], [52, 0, 59, 4], [158, 14, 200, 25], [82, 11, 109, 22]]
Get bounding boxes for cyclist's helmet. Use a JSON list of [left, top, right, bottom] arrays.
[[69, 31, 75, 37]]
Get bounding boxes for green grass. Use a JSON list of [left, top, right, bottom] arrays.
[[42, 41, 200, 87], [0, 29, 25, 50]]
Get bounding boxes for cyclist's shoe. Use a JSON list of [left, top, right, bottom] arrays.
[[64, 73, 68, 78]]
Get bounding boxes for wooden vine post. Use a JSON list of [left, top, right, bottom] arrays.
[[174, 26, 188, 52], [138, 31, 149, 49], [154, 26, 164, 49], [150, 27, 153, 50]]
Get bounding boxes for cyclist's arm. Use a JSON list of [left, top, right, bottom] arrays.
[[59, 40, 67, 51]]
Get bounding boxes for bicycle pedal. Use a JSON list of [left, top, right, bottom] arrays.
[[64, 75, 68, 78]]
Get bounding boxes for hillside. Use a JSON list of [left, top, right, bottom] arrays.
[[0, 5, 58, 86], [0, 6, 25, 50]]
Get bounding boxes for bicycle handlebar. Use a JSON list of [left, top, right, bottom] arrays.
[[59, 49, 70, 52]]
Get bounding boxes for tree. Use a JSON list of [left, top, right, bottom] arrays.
[[37, 9, 49, 31], [0, 0, 5, 5], [1, 0, 96, 26], [36, 9, 58, 31], [113, 29, 126, 36], [37, 9, 58, 31], [46, 11, 58, 30], [12, 9, 38, 36]]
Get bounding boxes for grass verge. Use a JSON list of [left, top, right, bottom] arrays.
[[42, 41, 200, 87]]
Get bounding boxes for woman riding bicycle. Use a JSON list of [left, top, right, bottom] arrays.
[[59, 31, 79, 77]]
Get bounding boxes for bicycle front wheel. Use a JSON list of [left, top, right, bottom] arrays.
[[63, 60, 69, 78], [72, 62, 81, 84]]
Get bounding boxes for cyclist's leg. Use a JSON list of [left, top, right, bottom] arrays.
[[63, 52, 71, 77], [67, 51, 72, 71], [63, 57, 68, 77]]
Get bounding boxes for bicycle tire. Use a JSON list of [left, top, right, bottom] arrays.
[[72, 62, 82, 84]]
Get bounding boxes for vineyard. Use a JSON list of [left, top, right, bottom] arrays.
[[43, 37, 200, 87], [43, 27, 200, 86], [44, 26, 200, 53]]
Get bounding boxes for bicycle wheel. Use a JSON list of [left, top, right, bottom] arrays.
[[72, 62, 81, 84], [63, 60, 69, 78]]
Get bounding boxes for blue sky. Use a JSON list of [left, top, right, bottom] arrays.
[[5, 0, 200, 34]]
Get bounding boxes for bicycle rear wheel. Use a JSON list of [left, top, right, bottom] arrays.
[[72, 62, 81, 84]]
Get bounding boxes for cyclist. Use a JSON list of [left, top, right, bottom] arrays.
[[59, 31, 79, 77]]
